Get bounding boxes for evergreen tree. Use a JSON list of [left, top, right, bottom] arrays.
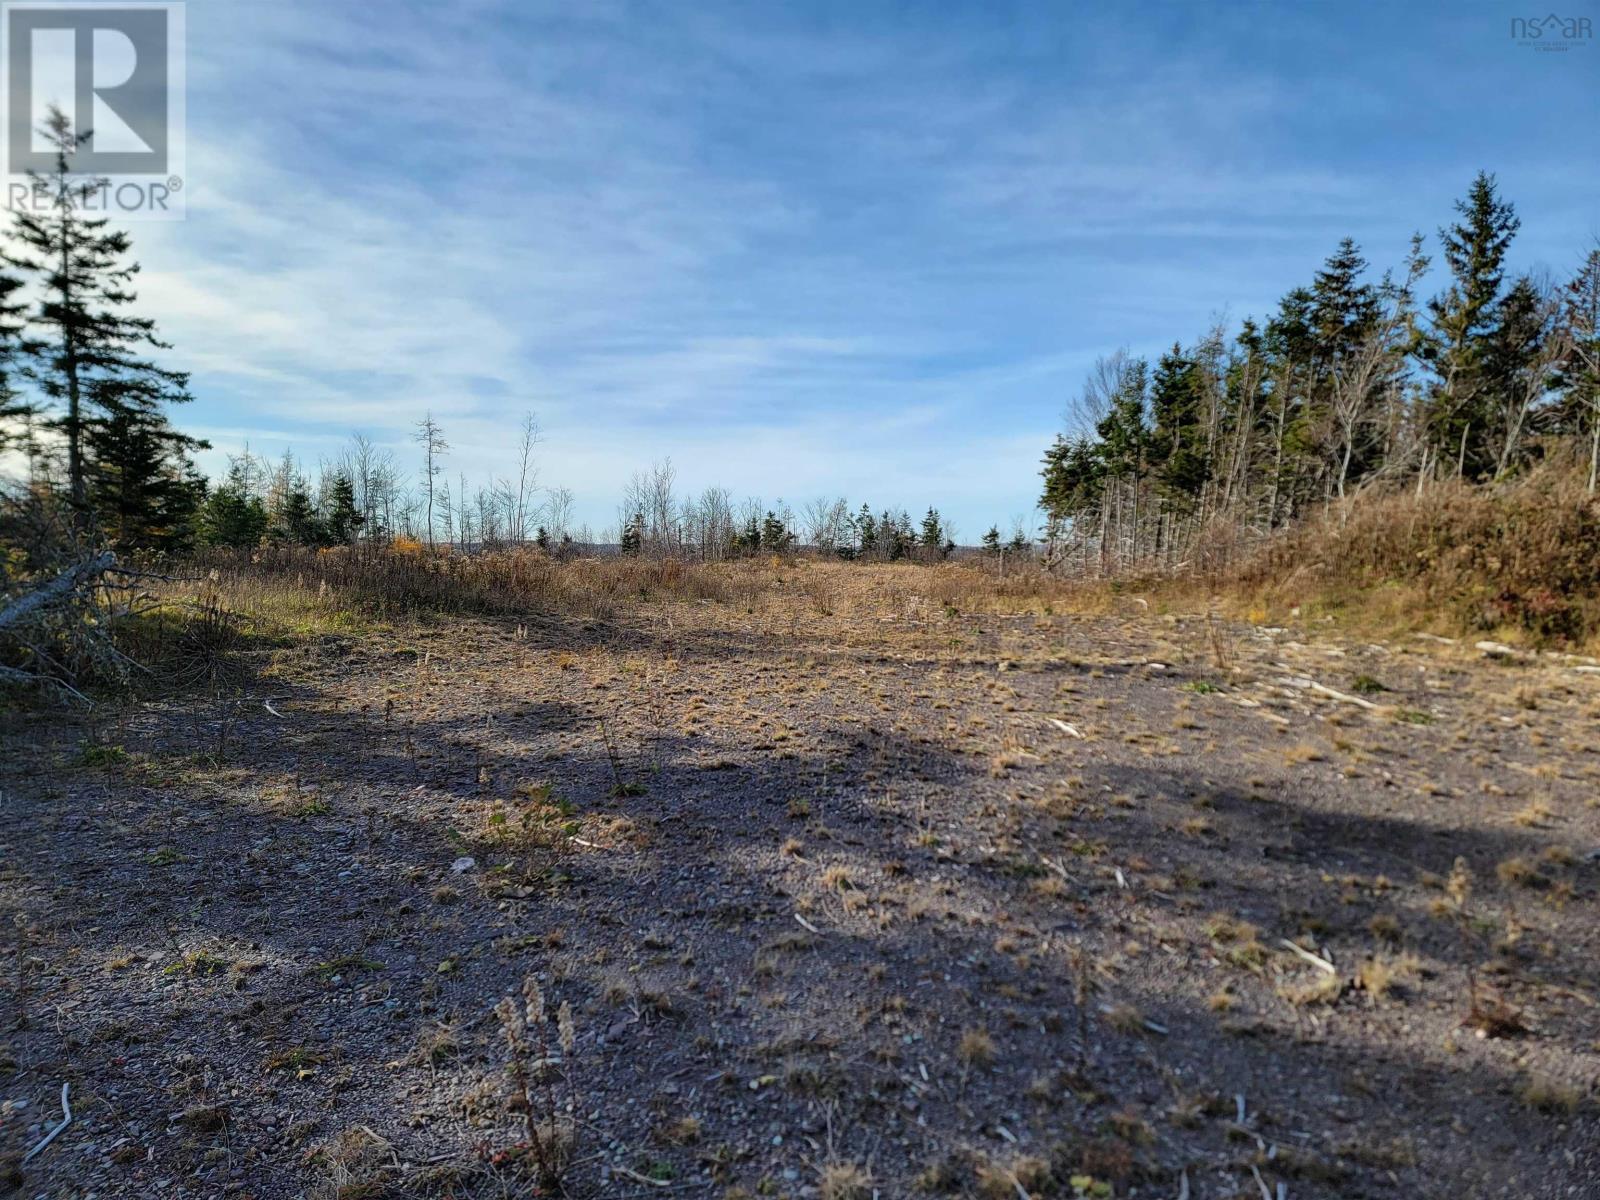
[[1147, 344, 1210, 514], [322, 471, 364, 544], [535, 525, 550, 551], [200, 462, 268, 548], [760, 510, 790, 551], [87, 407, 205, 551], [272, 479, 324, 546], [12, 106, 195, 517], [620, 511, 644, 554], [854, 504, 876, 558], [1040, 435, 1104, 529], [981, 525, 1001, 554], [1310, 238, 1381, 368], [740, 513, 761, 554], [919, 507, 944, 553], [1096, 358, 1149, 481], [1423, 172, 1520, 478]]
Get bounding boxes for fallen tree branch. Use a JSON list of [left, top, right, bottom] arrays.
[[0, 552, 117, 634], [0, 662, 91, 705]]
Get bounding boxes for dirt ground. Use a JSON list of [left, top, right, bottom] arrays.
[[2, 564, 1598, 1199]]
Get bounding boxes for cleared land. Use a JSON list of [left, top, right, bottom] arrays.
[[2, 561, 1597, 1199]]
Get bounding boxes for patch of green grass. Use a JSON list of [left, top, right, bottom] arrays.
[[1350, 674, 1388, 695], [79, 743, 131, 768], [1184, 680, 1223, 695], [1394, 708, 1433, 725], [165, 950, 230, 978], [147, 847, 185, 866]]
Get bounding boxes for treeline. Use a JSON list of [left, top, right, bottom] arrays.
[[1040, 173, 1600, 573], [189, 437, 999, 564], [608, 458, 1008, 561]]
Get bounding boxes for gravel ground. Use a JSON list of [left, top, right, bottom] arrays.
[[2, 577, 1597, 1199]]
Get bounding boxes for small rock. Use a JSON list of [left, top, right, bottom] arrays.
[[451, 857, 476, 874]]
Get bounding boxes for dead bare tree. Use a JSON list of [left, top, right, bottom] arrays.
[[1493, 274, 1569, 481], [414, 413, 448, 547], [511, 412, 540, 543]]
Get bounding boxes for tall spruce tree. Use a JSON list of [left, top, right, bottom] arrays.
[[12, 106, 198, 520], [1310, 239, 1381, 367], [854, 504, 876, 558], [1423, 172, 1520, 479], [1262, 288, 1319, 523], [1148, 345, 1210, 516]]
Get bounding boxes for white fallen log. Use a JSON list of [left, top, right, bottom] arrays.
[[1305, 680, 1381, 710], [1279, 938, 1336, 974], [1280, 674, 1380, 710]]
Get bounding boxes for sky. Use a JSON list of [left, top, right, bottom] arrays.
[[116, 0, 1600, 537]]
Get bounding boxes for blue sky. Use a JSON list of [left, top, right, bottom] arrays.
[[132, 0, 1597, 537]]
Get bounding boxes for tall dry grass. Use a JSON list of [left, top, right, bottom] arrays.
[[1227, 462, 1600, 646], [182, 545, 736, 624], [161, 460, 1600, 657]]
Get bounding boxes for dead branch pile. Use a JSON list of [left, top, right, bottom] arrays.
[[0, 490, 146, 701]]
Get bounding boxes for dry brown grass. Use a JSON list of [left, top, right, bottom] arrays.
[[174, 544, 1109, 628], [818, 1161, 874, 1200], [150, 458, 1600, 663], [1519, 1071, 1583, 1115], [1226, 461, 1600, 648], [1356, 953, 1422, 1000], [957, 1027, 996, 1067]]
